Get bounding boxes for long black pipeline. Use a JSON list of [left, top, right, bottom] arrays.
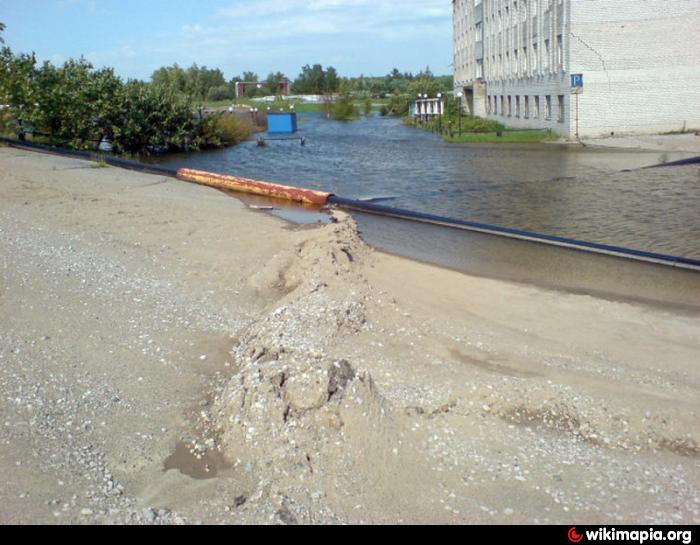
[[0, 136, 179, 177], [328, 196, 700, 271], [3, 135, 700, 271]]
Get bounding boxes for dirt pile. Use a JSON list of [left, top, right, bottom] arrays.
[[208, 212, 432, 521]]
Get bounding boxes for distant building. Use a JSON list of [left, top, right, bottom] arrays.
[[453, 0, 700, 138], [235, 78, 291, 98]]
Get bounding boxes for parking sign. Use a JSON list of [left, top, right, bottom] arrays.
[[571, 74, 584, 93]]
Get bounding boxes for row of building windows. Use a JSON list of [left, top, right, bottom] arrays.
[[454, 0, 566, 81], [481, 0, 564, 27], [456, 38, 565, 80], [486, 94, 566, 123]]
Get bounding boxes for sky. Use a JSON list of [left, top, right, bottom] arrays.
[[0, 0, 453, 81]]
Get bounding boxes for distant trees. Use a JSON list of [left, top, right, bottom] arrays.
[[151, 63, 226, 101], [293, 64, 341, 94], [148, 67, 294, 101]]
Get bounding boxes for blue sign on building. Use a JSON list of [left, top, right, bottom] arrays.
[[571, 74, 584, 88]]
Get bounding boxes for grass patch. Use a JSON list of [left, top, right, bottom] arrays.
[[91, 159, 109, 169], [201, 98, 326, 113], [202, 97, 390, 115], [443, 130, 559, 144]]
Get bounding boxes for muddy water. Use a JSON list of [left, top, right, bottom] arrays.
[[155, 113, 700, 307], [157, 113, 699, 259], [164, 441, 231, 480]]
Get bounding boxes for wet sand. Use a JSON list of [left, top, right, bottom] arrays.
[[0, 146, 698, 524]]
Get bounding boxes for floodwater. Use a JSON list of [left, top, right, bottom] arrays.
[[156, 113, 700, 308], [158, 113, 699, 258]]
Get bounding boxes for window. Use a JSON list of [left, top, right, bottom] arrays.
[[534, 95, 540, 119], [558, 95, 565, 122], [501, 96, 505, 116], [545, 95, 552, 120], [524, 96, 530, 119], [516, 96, 521, 118], [508, 96, 512, 117], [557, 34, 564, 71], [532, 43, 538, 72]]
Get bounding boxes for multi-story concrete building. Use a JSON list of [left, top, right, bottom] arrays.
[[453, 0, 700, 138]]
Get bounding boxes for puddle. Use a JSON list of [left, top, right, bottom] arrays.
[[223, 191, 332, 226], [163, 441, 231, 480]]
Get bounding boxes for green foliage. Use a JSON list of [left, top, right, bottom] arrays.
[[195, 113, 255, 149], [0, 38, 254, 155], [331, 83, 358, 121], [207, 85, 234, 102], [31, 59, 122, 149], [293, 64, 340, 94], [0, 46, 38, 137], [263, 71, 287, 97], [363, 98, 373, 116], [0, 22, 5, 44], [443, 130, 557, 144], [151, 63, 227, 101], [342, 66, 452, 99], [107, 81, 196, 155]]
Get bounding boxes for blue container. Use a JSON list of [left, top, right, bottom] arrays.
[[267, 112, 298, 135]]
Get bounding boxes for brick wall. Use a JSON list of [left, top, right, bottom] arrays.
[[568, 0, 700, 137], [453, 0, 700, 138]]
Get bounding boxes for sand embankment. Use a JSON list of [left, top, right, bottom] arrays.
[[0, 146, 698, 525]]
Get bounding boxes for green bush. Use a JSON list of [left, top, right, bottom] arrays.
[[195, 113, 255, 149], [107, 82, 196, 155], [332, 95, 358, 121], [206, 85, 234, 102]]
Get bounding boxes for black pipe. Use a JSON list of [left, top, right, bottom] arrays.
[[644, 155, 700, 169], [328, 196, 700, 271], [0, 136, 179, 177]]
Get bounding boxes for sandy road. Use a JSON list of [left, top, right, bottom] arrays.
[[1, 146, 699, 524]]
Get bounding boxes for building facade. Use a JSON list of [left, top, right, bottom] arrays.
[[453, 0, 700, 138]]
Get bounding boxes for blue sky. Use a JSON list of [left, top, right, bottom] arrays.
[[0, 0, 453, 81]]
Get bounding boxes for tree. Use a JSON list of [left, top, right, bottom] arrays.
[[241, 71, 258, 83], [325, 67, 339, 93], [207, 85, 234, 102], [265, 71, 286, 96], [294, 64, 327, 95], [331, 81, 357, 121], [108, 81, 195, 155], [30, 58, 122, 149], [0, 46, 38, 138], [151, 64, 227, 100], [0, 22, 5, 44]]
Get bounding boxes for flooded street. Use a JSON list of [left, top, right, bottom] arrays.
[[158, 113, 700, 260]]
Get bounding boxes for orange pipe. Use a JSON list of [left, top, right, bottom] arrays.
[[176, 168, 331, 205]]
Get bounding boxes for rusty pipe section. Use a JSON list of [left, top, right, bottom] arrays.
[[176, 168, 331, 205]]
